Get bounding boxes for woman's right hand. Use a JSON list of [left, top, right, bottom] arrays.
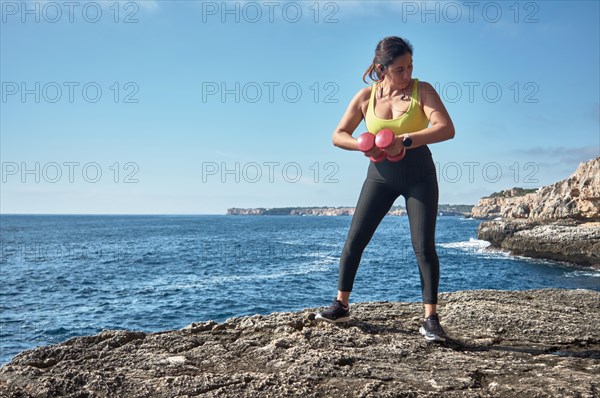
[[363, 146, 383, 158]]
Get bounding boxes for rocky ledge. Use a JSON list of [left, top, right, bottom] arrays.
[[1, 289, 599, 397], [478, 219, 600, 268], [472, 157, 600, 267]]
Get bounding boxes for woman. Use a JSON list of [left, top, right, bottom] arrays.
[[315, 36, 455, 342]]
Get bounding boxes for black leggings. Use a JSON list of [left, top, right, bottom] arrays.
[[338, 145, 440, 304]]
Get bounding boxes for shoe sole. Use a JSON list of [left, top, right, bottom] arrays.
[[315, 313, 351, 323], [419, 326, 446, 342]]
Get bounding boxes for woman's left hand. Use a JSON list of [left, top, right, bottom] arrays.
[[381, 137, 405, 156]]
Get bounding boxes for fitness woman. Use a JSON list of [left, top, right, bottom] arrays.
[[315, 36, 455, 342]]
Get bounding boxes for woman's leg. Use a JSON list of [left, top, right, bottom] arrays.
[[316, 164, 399, 323], [406, 176, 448, 340], [404, 176, 440, 315], [337, 177, 399, 304]]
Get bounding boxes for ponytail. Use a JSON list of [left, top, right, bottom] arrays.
[[362, 36, 414, 84]]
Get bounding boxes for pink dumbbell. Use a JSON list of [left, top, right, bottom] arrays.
[[357, 132, 386, 163], [375, 128, 406, 162]]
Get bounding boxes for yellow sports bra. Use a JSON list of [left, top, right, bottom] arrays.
[[365, 78, 429, 135]]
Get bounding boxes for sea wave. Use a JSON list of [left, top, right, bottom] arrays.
[[562, 270, 600, 278], [438, 238, 491, 251], [159, 258, 337, 292]]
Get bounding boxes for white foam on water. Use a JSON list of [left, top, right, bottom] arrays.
[[438, 237, 491, 251], [563, 270, 600, 278], [436, 238, 519, 262]]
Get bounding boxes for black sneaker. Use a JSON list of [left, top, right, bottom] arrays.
[[315, 298, 351, 323], [419, 314, 447, 342]]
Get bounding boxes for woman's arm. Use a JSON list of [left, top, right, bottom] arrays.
[[405, 81, 455, 149], [332, 88, 370, 151]]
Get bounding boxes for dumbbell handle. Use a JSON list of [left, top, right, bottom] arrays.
[[375, 129, 406, 162], [357, 132, 385, 163]]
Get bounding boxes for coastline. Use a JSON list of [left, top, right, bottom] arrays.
[[472, 157, 600, 268], [478, 219, 600, 269], [1, 289, 598, 397], [226, 204, 473, 217]]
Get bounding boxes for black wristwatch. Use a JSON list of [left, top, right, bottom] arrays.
[[402, 134, 412, 147]]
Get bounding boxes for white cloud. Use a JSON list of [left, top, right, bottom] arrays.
[[518, 145, 599, 165]]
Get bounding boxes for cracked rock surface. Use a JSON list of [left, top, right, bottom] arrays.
[[1, 289, 599, 397]]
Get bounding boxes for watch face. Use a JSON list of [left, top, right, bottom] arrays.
[[403, 136, 413, 147]]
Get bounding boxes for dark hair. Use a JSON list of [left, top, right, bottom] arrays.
[[362, 36, 414, 84]]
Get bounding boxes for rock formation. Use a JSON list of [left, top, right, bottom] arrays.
[[471, 157, 599, 221], [472, 157, 600, 267], [1, 289, 598, 397]]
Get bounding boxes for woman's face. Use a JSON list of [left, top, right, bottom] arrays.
[[379, 53, 413, 89]]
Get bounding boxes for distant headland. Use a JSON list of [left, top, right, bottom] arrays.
[[226, 204, 474, 217]]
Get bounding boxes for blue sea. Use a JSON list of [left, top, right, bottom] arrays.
[[1, 214, 599, 365]]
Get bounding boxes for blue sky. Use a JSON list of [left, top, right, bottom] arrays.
[[1, 0, 599, 214]]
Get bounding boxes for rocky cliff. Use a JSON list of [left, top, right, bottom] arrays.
[[1, 289, 598, 397], [471, 157, 599, 221], [472, 157, 600, 267]]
